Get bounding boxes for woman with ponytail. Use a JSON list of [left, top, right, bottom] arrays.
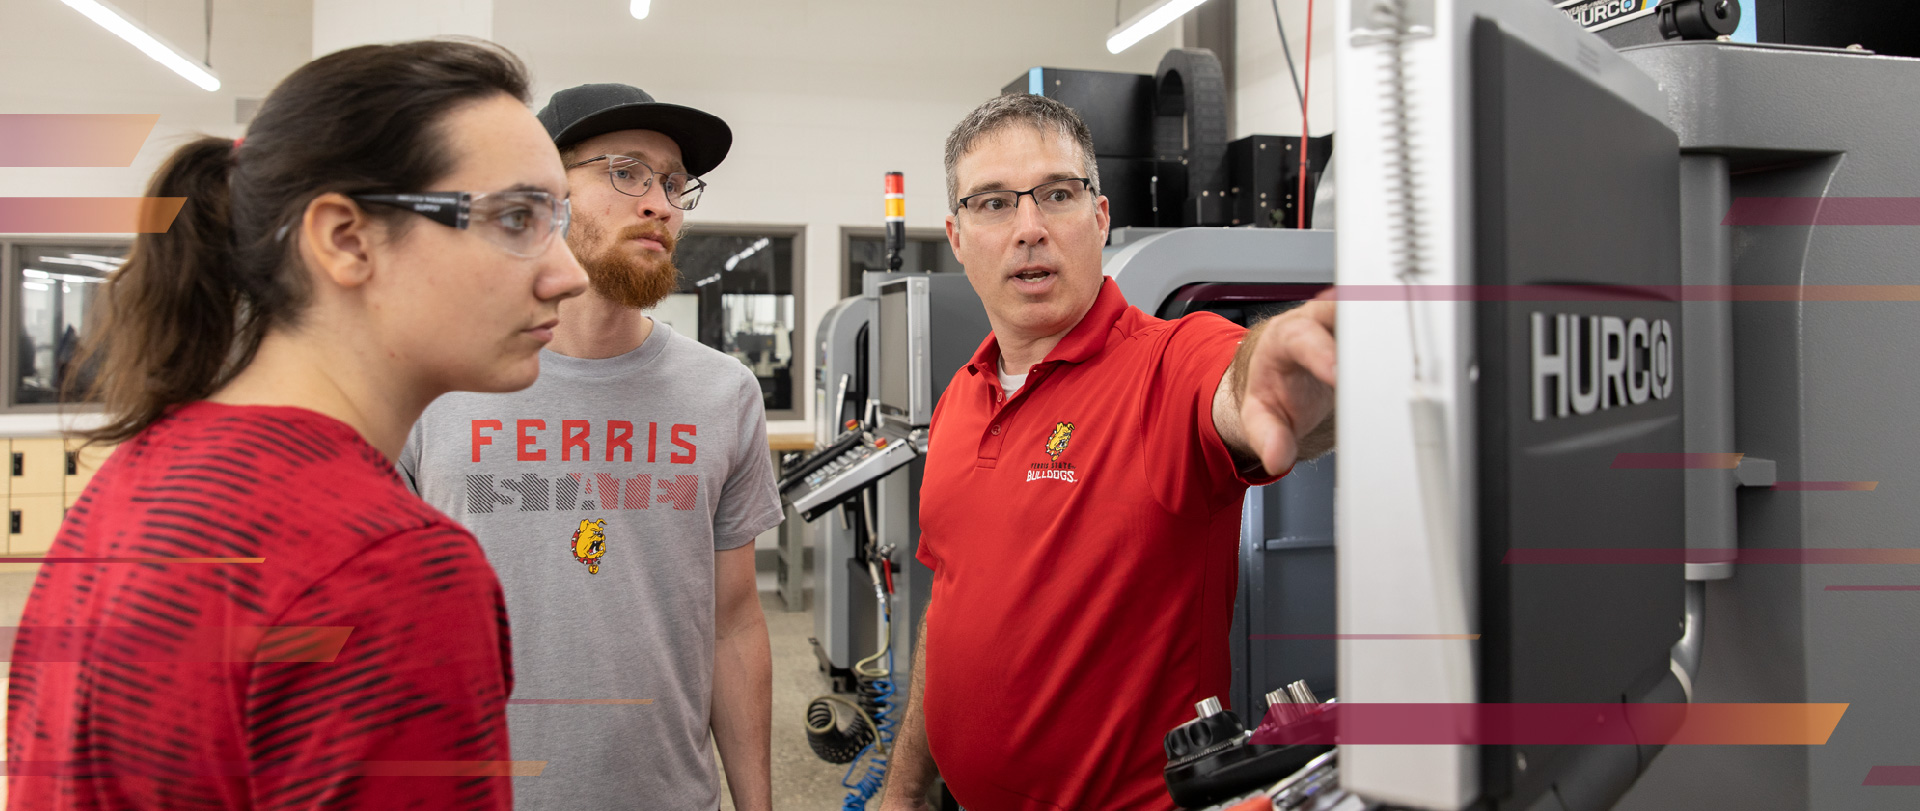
[[7, 39, 586, 810]]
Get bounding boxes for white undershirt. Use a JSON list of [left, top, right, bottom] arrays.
[[997, 360, 1030, 397]]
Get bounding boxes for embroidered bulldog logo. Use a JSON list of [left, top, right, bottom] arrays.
[[1028, 422, 1082, 483], [1045, 422, 1074, 462]]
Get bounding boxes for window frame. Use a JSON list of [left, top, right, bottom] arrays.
[[2, 235, 129, 414], [838, 226, 956, 299], [674, 222, 807, 423], [0, 228, 817, 421]]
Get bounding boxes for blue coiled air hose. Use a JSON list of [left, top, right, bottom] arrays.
[[840, 647, 896, 809]]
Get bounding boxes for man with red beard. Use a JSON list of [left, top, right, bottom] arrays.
[[399, 84, 779, 811]]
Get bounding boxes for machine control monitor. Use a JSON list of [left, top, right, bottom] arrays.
[[875, 278, 933, 427]]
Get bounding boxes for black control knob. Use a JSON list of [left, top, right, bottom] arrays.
[[1659, 0, 1741, 41], [1163, 697, 1245, 761]]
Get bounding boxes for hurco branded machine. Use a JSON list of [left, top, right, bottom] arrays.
[[1339, 2, 1689, 807], [1328, 1, 1920, 810]]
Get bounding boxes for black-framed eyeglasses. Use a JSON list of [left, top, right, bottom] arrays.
[[566, 155, 706, 211], [953, 178, 1094, 223], [349, 190, 571, 259]]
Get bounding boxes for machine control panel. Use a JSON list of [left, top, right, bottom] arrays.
[[781, 424, 923, 522], [1163, 682, 1338, 809]]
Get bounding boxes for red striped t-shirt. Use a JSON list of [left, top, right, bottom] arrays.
[[6, 402, 514, 810]]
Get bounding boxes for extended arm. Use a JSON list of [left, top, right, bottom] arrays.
[[879, 609, 936, 811], [711, 543, 773, 811], [1211, 299, 1338, 475]]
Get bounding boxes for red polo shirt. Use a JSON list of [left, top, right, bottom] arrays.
[[916, 278, 1282, 810]]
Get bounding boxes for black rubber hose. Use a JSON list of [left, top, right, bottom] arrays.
[[1153, 48, 1231, 225], [805, 696, 876, 765]]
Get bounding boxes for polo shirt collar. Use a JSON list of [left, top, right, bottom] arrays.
[[965, 276, 1128, 377]]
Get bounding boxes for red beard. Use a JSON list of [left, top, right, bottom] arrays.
[[570, 217, 681, 310]]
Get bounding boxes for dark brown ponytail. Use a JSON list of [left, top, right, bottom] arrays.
[[75, 138, 243, 445], [75, 38, 531, 445]]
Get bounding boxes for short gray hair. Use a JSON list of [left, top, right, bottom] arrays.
[[943, 93, 1102, 212]]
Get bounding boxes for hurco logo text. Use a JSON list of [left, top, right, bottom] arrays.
[[1531, 312, 1674, 421], [1557, 0, 1654, 32]]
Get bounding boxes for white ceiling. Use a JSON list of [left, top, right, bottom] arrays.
[[0, 0, 1182, 201], [1, 0, 311, 111]]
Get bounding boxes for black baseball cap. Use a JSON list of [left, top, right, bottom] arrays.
[[536, 83, 732, 176]]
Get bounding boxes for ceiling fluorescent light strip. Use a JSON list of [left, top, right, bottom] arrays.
[[60, 0, 221, 91], [1106, 0, 1211, 54], [38, 256, 121, 272], [630, 0, 652, 20], [725, 237, 772, 272], [26, 269, 105, 284]]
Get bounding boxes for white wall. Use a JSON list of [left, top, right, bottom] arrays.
[[1234, 0, 1335, 139], [314, 0, 492, 56], [2, 0, 1182, 436], [0, 0, 313, 197]]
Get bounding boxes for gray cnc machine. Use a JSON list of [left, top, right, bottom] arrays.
[[808, 294, 877, 680], [1335, 1, 1920, 810], [798, 272, 991, 688], [1610, 35, 1920, 811]]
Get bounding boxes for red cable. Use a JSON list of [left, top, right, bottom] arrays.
[[1298, 0, 1315, 229], [884, 561, 895, 595]]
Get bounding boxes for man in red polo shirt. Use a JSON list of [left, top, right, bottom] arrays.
[[879, 93, 1337, 810]]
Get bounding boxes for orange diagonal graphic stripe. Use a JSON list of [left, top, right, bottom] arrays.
[[0, 197, 184, 233], [1660, 703, 1850, 745], [0, 114, 159, 167], [1246, 702, 1848, 745], [1774, 481, 1878, 491], [1613, 453, 1743, 469]]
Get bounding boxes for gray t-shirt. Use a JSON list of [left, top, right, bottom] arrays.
[[398, 320, 783, 810]]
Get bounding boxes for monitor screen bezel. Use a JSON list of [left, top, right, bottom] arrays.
[[873, 278, 931, 428]]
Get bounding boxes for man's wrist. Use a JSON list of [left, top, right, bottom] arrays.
[[880, 757, 937, 807], [880, 783, 932, 810], [1229, 316, 1274, 409]]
